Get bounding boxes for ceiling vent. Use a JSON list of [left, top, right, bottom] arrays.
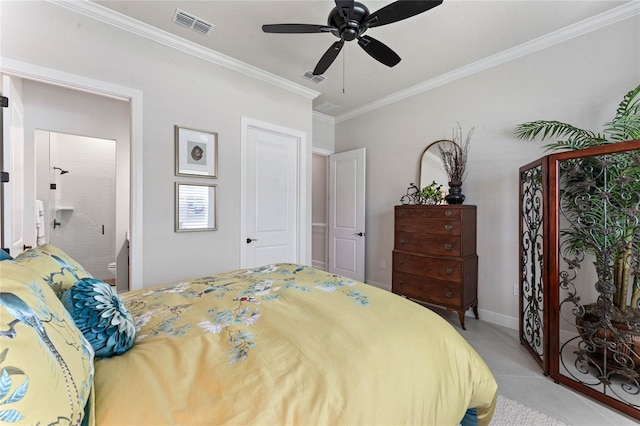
[[302, 71, 326, 84], [314, 101, 340, 114], [172, 9, 214, 36]]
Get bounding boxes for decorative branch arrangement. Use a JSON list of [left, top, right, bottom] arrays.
[[438, 124, 474, 184]]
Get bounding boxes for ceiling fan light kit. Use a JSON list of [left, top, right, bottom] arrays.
[[262, 0, 443, 75]]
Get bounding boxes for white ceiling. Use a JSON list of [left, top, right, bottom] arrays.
[[93, 0, 631, 118]]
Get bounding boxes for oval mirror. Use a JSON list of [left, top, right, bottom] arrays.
[[419, 140, 454, 191]]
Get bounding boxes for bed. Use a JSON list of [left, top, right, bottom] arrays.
[[1, 245, 497, 425]]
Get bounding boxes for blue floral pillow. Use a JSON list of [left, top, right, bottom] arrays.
[[62, 278, 136, 357], [0, 248, 12, 260]]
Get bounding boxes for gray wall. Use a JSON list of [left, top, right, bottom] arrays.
[[335, 16, 640, 327], [1, 1, 314, 288]]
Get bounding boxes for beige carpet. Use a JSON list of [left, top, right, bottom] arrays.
[[489, 395, 568, 426]]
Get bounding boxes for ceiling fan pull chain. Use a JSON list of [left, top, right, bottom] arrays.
[[342, 47, 346, 94]]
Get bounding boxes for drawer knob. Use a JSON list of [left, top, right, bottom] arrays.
[[398, 260, 403, 265], [399, 211, 405, 216], [445, 267, 454, 275], [444, 243, 453, 250], [445, 291, 453, 298], [400, 223, 406, 228], [444, 210, 453, 217], [444, 224, 453, 231], [399, 239, 405, 245], [398, 280, 403, 284]]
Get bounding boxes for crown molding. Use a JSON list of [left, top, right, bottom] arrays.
[[312, 111, 336, 125], [335, 1, 640, 123], [47, 0, 320, 100]]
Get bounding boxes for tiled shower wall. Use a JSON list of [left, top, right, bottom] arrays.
[[48, 132, 116, 281]]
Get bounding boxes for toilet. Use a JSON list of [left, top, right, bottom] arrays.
[[107, 262, 117, 276]]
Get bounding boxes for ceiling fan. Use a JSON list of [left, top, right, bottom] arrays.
[[262, 0, 443, 76]]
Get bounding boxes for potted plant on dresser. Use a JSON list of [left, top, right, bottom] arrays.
[[438, 124, 473, 204]]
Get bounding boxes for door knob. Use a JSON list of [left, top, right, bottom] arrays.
[[246, 238, 258, 244], [354, 232, 366, 237]]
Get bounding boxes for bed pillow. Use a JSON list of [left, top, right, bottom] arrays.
[[0, 261, 94, 425], [62, 278, 136, 357], [0, 249, 12, 260], [12, 245, 92, 298]]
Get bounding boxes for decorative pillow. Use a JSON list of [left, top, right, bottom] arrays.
[[62, 278, 136, 357], [0, 249, 12, 260], [0, 261, 94, 425], [12, 245, 92, 298]]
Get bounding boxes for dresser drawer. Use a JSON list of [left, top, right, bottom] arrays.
[[396, 206, 461, 220], [393, 251, 462, 282], [395, 218, 461, 235], [395, 231, 461, 256], [392, 272, 462, 306]]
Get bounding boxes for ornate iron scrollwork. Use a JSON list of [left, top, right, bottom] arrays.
[[520, 165, 545, 362], [557, 152, 640, 409]]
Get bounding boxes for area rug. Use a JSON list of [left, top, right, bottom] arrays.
[[489, 395, 568, 426]]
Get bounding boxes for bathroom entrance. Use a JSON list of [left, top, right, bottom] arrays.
[[35, 130, 128, 290]]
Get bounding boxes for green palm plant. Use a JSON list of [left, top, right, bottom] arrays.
[[515, 84, 640, 150], [515, 83, 640, 313]]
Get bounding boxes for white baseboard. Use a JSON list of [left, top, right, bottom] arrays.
[[475, 308, 519, 331], [364, 279, 520, 331], [311, 260, 326, 271]]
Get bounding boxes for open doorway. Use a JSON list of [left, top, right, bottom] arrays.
[[1, 61, 141, 290], [35, 130, 128, 290], [3, 75, 131, 291]]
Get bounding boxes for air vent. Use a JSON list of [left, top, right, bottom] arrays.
[[172, 9, 214, 36], [314, 101, 340, 114], [302, 71, 326, 83]]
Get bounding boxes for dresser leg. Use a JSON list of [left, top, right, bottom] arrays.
[[458, 311, 466, 330], [472, 303, 479, 320]]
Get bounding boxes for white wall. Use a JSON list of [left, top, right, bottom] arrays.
[[335, 17, 640, 328], [1, 1, 314, 288], [312, 112, 336, 153]]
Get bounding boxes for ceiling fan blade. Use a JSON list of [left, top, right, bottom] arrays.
[[365, 0, 443, 28], [335, 0, 354, 20], [313, 40, 345, 75], [357, 35, 401, 67], [262, 24, 335, 34]]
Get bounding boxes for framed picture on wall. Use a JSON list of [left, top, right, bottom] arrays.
[[175, 126, 218, 177], [175, 182, 217, 232]]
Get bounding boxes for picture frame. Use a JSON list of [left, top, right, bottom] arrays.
[[175, 125, 218, 178], [175, 182, 217, 232]]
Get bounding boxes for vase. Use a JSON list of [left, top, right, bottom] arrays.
[[445, 181, 465, 204], [575, 304, 640, 373]]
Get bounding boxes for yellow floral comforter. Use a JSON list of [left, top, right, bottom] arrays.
[[94, 264, 497, 425]]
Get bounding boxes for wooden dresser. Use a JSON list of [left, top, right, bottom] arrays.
[[392, 204, 478, 329]]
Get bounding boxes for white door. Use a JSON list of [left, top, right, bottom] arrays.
[[242, 120, 303, 268], [328, 148, 366, 281], [1, 75, 25, 257]]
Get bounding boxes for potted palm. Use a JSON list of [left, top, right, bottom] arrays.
[[515, 83, 640, 370]]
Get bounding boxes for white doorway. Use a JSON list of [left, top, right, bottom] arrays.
[[0, 61, 140, 289], [328, 148, 366, 282], [311, 152, 329, 270], [240, 117, 308, 268], [1, 75, 25, 257]]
